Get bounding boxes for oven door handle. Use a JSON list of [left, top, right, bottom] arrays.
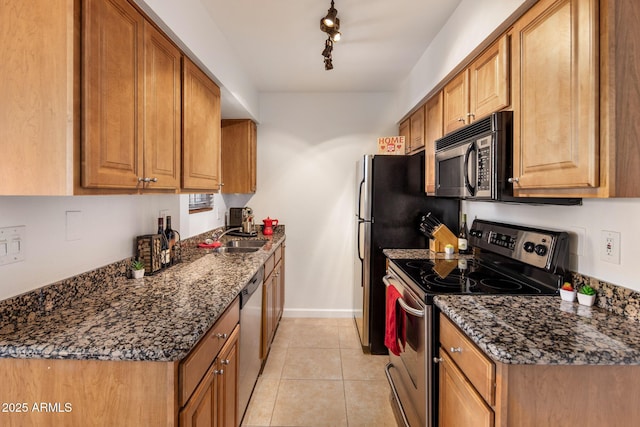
[[383, 275, 425, 318]]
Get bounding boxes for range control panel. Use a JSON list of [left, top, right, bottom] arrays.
[[469, 220, 569, 271]]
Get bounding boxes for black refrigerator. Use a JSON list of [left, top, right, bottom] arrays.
[[353, 153, 459, 354]]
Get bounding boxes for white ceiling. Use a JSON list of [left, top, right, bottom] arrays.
[[202, 0, 462, 93]]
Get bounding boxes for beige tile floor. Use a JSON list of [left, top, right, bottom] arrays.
[[241, 317, 398, 427]]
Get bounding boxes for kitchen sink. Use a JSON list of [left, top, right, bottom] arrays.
[[214, 246, 260, 255], [225, 239, 268, 248]]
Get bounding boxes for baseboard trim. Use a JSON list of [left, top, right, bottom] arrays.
[[282, 308, 354, 318]]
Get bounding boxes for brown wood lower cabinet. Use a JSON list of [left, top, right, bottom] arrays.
[[261, 242, 285, 359], [438, 313, 640, 427], [0, 297, 240, 427], [180, 325, 239, 427]]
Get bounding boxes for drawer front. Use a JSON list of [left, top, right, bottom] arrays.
[[274, 244, 282, 264], [180, 297, 240, 406], [264, 254, 275, 278], [439, 313, 495, 404]]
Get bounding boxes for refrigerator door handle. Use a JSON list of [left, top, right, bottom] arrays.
[[357, 178, 366, 220], [357, 220, 364, 262]]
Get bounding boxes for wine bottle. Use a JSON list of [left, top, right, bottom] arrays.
[[458, 213, 470, 254], [165, 215, 175, 265], [158, 217, 169, 268]]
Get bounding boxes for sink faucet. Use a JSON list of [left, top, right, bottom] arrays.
[[212, 227, 242, 242]]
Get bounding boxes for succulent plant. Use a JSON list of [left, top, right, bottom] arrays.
[[578, 284, 596, 296], [131, 259, 145, 271]]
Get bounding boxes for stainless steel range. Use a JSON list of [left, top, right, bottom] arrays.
[[384, 219, 570, 427]]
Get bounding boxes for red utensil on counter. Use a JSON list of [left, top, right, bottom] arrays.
[[262, 217, 278, 235]]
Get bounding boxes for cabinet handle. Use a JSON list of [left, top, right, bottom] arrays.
[[221, 359, 230, 365], [450, 347, 462, 353], [215, 333, 228, 339], [214, 369, 224, 375], [433, 357, 443, 363], [466, 113, 475, 119], [457, 117, 466, 123], [137, 177, 158, 183], [507, 177, 520, 184]]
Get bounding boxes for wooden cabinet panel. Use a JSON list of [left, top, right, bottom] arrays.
[[439, 350, 494, 427], [511, 0, 598, 192], [424, 92, 443, 194], [470, 35, 510, 122], [143, 21, 181, 190], [221, 119, 257, 194], [261, 243, 285, 359], [0, 0, 77, 195], [180, 361, 217, 427], [82, 0, 144, 189], [217, 326, 239, 427], [182, 57, 221, 192], [399, 119, 410, 154], [443, 71, 470, 134], [408, 106, 425, 153]]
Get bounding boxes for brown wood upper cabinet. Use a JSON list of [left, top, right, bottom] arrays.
[[82, 0, 181, 191], [424, 92, 443, 195], [407, 106, 426, 154], [221, 119, 257, 194], [443, 34, 510, 134], [182, 57, 222, 192]]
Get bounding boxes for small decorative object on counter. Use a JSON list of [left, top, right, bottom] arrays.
[[458, 213, 471, 254], [577, 284, 596, 306], [560, 282, 577, 302], [136, 234, 164, 275], [262, 217, 278, 235], [131, 259, 145, 279], [163, 216, 181, 265], [158, 217, 169, 268]]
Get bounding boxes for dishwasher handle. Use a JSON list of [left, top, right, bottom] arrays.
[[383, 274, 425, 318], [240, 267, 264, 309]]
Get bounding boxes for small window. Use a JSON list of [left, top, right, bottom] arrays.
[[188, 194, 214, 213]]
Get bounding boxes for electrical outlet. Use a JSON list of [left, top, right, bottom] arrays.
[[600, 230, 621, 264], [66, 210, 83, 241]]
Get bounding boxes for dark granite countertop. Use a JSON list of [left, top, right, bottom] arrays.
[[435, 295, 640, 365], [0, 230, 285, 362]]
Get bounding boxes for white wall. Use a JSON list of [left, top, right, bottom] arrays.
[[395, 0, 528, 119], [245, 92, 397, 317], [463, 199, 640, 292]]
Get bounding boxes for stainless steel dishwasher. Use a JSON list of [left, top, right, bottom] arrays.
[[238, 267, 264, 421]]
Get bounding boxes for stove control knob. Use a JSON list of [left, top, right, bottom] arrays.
[[534, 244, 548, 256], [470, 229, 483, 238], [523, 241, 535, 253]]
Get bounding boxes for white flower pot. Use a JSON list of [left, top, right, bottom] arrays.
[[577, 293, 595, 306], [132, 269, 145, 279], [559, 289, 577, 302]]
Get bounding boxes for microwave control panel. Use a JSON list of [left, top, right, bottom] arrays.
[[475, 136, 493, 197]]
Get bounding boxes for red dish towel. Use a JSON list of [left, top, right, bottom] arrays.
[[385, 285, 405, 356]]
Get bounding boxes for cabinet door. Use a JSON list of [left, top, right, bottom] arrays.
[[221, 119, 257, 194], [217, 326, 239, 427], [82, 0, 144, 189], [424, 92, 443, 195], [408, 106, 425, 154], [443, 70, 470, 134], [511, 0, 598, 192], [143, 22, 181, 190], [399, 118, 411, 154], [180, 361, 218, 427], [182, 57, 221, 191], [439, 350, 494, 427], [469, 34, 510, 122], [261, 272, 275, 359]]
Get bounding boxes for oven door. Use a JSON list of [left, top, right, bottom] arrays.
[[435, 140, 477, 198], [383, 273, 431, 427]]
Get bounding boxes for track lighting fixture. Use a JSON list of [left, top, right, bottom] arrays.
[[320, 0, 341, 69]]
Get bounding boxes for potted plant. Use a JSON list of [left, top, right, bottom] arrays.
[[577, 284, 596, 306], [131, 259, 145, 279], [559, 282, 577, 302]]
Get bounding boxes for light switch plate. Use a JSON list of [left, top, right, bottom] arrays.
[[0, 225, 26, 266]]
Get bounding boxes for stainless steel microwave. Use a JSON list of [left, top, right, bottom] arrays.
[[435, 111, 512, 200]]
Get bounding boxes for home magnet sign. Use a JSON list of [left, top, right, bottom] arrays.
[[377, 136, 405, 154]]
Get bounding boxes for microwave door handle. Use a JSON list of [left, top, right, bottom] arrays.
[[463, 142, 477, 196]]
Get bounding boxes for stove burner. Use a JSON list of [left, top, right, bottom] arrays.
[[404, 261, 431, 269], [480, 278, 524, 291], [419, 271, 478, 292]]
